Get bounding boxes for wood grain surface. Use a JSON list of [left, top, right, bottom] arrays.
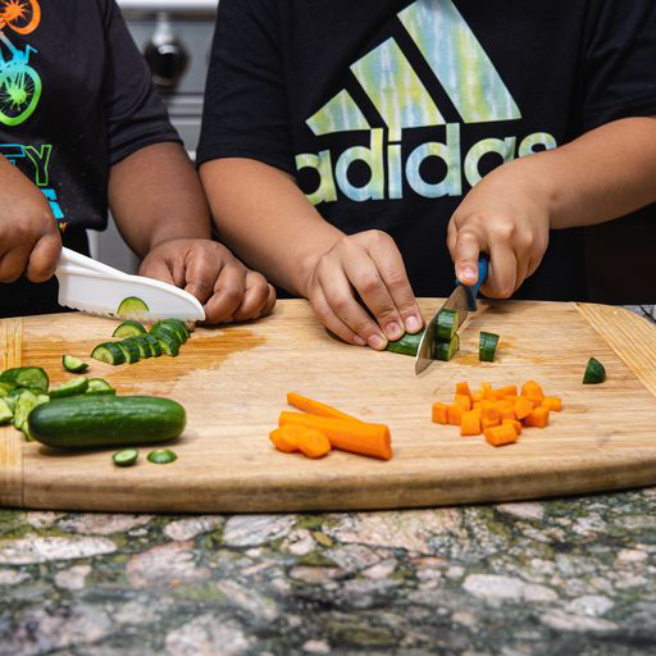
[[2, 300, 656, 513]]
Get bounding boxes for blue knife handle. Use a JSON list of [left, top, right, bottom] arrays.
[[457, 254, 489, 312]]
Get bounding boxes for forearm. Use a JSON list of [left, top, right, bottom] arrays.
[[199, 158, 343, 296], [108, 142, 212, 257], [503, 117, 656, 230]]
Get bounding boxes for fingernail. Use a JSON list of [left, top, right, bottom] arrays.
[[460, 267, 477, 284], [368, 334, 387, 351], [405, 315, 422, 333], [354, 336, 367, 347], [385, 322, 403, 341]]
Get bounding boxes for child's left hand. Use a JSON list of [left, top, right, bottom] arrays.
[[140, 239, 276, 324], [446, 162, 551, 298]]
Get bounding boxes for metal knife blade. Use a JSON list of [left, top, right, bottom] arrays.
[[55, 247, 206, 322]]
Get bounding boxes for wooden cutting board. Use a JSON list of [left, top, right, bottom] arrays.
[[1, 300, 656, 513]]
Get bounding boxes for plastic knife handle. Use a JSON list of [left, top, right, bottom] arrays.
[[458, 254, 489, 312]]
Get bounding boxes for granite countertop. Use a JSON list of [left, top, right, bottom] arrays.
[[1, 307, 655, 656]]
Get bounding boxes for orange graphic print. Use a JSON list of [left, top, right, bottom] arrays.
[[0, 0, 40, 35]]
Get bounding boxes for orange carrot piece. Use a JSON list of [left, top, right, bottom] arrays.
[[455, 382, 472, 400], [296, 428, 332, 459], [504, 395, 519, 404], [269, 424, 306, 453], [471, 392, 482, 403], [502, 418, 523, 436], [523, 406, 550, 428], [432, 403, 449, 425], [447, 404, 464, 426], [481, 415, 501, 430], [472, 401, 482, 411], [514, 397, 534, 420], [480, 382, 498, 401], [521, 380, 544, 400], [496, 385, 518, 398], [454, 394, 472, 411], [279, 412, 392, 460], [484, 424, 519, 447], [481, 401, 500, 421], [497, 402, 515, 420], [542, 396, 562, 412], [461, 410, 482, 436], [287, 393, 360, 422]]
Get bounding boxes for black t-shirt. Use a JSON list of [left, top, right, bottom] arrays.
[[198, 0, 656, 302], [0, 0, 180, 317]]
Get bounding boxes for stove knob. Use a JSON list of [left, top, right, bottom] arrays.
[[144, 37, 189, 90]]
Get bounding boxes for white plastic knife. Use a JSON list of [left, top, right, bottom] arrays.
[[55, 247, 206, 322]]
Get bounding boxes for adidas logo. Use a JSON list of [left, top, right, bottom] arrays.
[[297, 0, 557, 205]]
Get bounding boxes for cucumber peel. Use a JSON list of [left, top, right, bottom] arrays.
[[50, 377, 89, 399], [0, 367, 49, 392]]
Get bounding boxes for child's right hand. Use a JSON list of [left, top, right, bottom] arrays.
[[303, 230, 424, 350], [0, 158, 61, 283]]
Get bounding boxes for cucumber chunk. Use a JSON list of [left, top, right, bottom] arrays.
[[86, 378, 116, 396], [129, 336, 153, 359], [91, 343, 126, 366], [0, 367, 49, 392], [112, 320, 147, 339], [160, 319, 189, 343], [583, 357, 606, 384], [50, 377, 89, 399], [116, 340, 141, 364], [151, 322, 183, 346], [113, 449, 139, 467], [156, 334, 180, 357], [116, 297, 149, 318], [13, 390, 38, 431], [143, 334, 163, 357], [147, 448, 178, 464], [435, 334, 460, 362], [62, 355, 89, 374], [387, 331, 424, 357], [479, 332, 500, 362], [436, 309, 459, 341], [0, 398, 13, 425]]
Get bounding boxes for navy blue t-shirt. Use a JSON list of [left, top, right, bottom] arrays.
[[198, 0, 656, 302]]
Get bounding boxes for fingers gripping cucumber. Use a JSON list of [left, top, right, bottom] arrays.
[[28, 396, 186, 449]]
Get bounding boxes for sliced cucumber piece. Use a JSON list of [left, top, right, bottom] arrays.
[[112, 320, 147, 339], [91, 343, 126, 366], [147, 448, 177, 464], [0, 398, 13, 425], [86, 378, 116, 396], [156, 334, 180, 357], [583, 357, 606, 384], [479, 332, 500, 362], [129, 336, 153, 359], [151, 322, 183, 347], [113, 448, 139, 467], [0, 367, 49, 392], [13, 390, 38, 431], [387, 331, 424, 357], [435, 334, 460, 362], [119, 338, 143, 363], [436, 309, 458, 341], [143, 334, 163, 357], [50, 377, 89, 399], [62, 355, 89, 374], [116, 297, 149, 318], [160, 319, 189, 343], [0, 382, 16, 398]]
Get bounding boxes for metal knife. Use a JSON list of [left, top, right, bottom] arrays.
[[414, 255, 489, 375], [55, 247, 206, 322]]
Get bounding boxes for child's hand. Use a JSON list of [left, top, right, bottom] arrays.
[[303, 230, 423, 350], [140, 239, 276, 324], [447, 165, 551, 298], [0, 159, 61, 283]]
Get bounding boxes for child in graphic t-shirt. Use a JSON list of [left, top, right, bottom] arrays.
[[0, 0, 275, 322], [197, 0, 656, 348]]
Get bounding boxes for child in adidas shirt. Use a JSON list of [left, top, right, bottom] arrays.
[[197, 0, 656, 348], [0, 0, 275, 322]]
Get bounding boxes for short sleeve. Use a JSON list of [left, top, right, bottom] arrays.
[[100, 0, 181, 165], [581, 0, 656, 130], [196, 0, 294, 173]]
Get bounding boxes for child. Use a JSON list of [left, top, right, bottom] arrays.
[[197, 0, 656, 349], [0, 0, 275, 322]]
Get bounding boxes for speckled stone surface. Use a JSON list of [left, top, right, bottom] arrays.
[[2, 307, 656, 656]]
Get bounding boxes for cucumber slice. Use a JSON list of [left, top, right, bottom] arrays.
[[436, 309, 458, 341], [151, 322, 183, 346], [116, 297, 149, 318], [156, 334, 180, 357], [147, 448, 178, 464], [113, 448, 139, 467], [143, 334, 163, 358], [160, 319, 189, 343], [387, 331, 424, 357], [50, 377, 89, 399], [0, 398, 13, 425], [130, 336, 153, 359], [583, 357, 606, 384], [119, 338, 144, 363], [13, 390, 38, 430], [0, 367, 49, 392], [435, 334, 460, 362], [62, 355, 89, 374], [91, 343, 127, 366], [479, 332, 500, 362], [112, 320, 147, 339], [86, 378, 116, 396]]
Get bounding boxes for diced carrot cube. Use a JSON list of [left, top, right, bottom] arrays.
[[524, 406, 550, 428], [481, 401, 500, 420], [496, 385, 518, 398], [502, 418, 523, 436], [432, 403, 449, 424], [542, 396, 562, 412], [454, 394, 472, 411], [460, 410, 482, 436], [484, 424, 519, 447], [455, 382, 472, 399], [514, 397, 534, 420], [521, 380, 544, 400], [504, 395, 519, 404], [472, 401, 482, 411], [481, 414, 501, 430], [471, 392, 482, 403], [447, 404, 464, 426], [497, 402, 515, 420]]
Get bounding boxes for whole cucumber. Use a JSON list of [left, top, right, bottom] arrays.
[[28, 396, 186, 449]]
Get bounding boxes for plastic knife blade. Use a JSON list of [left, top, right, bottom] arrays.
[[55, 247, 205, 322]]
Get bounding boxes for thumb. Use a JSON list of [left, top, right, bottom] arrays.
[[453, 228, 482, 286]]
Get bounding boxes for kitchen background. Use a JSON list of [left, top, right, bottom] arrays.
[[88, 0, 219, 273]]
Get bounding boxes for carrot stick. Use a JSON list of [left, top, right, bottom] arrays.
[[296, 428, 332, 459], [279, 412, 392, 460], [287, 393, 360, 422]]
